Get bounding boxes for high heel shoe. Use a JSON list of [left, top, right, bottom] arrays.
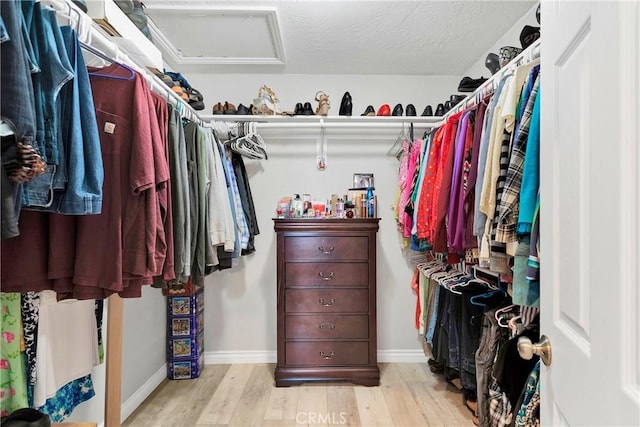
[[315, 91, 330, 116], [377, 104, 391, 116], [391, 104, 403, 116], [339, 91, 352, 116], [361, 105, 375, 116]]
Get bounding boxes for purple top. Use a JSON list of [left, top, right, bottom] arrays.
[[447, 111, 472, 251]]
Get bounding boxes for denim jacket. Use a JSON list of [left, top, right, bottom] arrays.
[[0, 0, 37, 146], [21, 4, 74, 208], [54, 26, 103, 214]]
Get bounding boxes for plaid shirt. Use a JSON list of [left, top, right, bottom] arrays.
[[488, 377, 513, 427], [496, 75, 541, 243]]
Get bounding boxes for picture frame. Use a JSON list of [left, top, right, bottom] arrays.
[[353, 173, 374, 189]]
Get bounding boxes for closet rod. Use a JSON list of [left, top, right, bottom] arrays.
[[201, 116, 442, 129], [445, 38, 541, 118]]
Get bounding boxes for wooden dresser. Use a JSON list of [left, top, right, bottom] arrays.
[[273, 218, 379, 386]]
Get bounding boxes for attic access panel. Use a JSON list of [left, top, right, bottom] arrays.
[[146, 5, 285, 67]]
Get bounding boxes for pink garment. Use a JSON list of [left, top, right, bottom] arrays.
[[416, 126, 445, 240], [395, 139, 411, 228], [402, 140, 422, 238], [431, 111, 463, 251]]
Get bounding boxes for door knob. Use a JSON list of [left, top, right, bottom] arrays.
[[517, 334, 552, 366]]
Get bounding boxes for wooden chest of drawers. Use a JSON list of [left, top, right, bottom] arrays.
[[273, 218, 379, 386]]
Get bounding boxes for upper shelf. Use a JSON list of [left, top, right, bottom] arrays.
[[199, 114, 443, 129]]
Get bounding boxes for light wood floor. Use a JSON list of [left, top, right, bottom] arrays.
[[122, 363, 474, 427]]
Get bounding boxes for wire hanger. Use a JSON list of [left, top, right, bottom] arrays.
[[82, 42, 136, 81], [387, 123, 411, 159]]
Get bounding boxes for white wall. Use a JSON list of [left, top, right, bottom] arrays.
[[463, 3, 539, 79], [203, 130, 423, 354], [186, 74, 462, 355], [120, 287, 167, 403]]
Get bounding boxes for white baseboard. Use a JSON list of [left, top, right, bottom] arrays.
[[203, 349, 427, 364], [121, 364, 167, 423]]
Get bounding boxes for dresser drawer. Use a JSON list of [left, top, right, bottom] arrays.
[[285, 289, 369, 313], [284, 236, 368, 261], [285, 341, 369, 366], [285, 314, 369, 339], [285, 263, 368, 287]]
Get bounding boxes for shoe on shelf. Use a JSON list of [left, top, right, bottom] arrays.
[[190, 101, 205, 111], [434, 103, 445, 116], [405, 104, 416, 116], [223, 102, 237, 114], [294, 102, 304, 115], [444, 100, 452, 113], [421, 105, 433, 116], [377, 104, 391, 116], [171, 86, 189, 101], [212, 102, 224, 114], [253, 84, 281, 115], [302, 102, 314, 115], [458, 76, 488, 92], [186, 88, 204, 103], [160, 74, 176, 87], [485, 52, 501, 75], [339, 91, 352, 116], [391, 103, 403, 116], [315, 91, 330, 116], [361, 105, 375, 116], [450, 94, 466, 107], [237, 103, 252, 115]]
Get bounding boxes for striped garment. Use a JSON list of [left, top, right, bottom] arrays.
[[496, 75, 541, 243]]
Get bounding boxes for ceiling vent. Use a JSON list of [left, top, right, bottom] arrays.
[[145, 5, 285, 71]]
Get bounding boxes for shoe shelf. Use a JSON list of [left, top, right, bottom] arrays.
[[200, 114, 443, 129]]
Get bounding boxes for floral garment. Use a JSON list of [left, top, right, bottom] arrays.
[[37, 374, 95, 422], [1, 293, 28, 416]]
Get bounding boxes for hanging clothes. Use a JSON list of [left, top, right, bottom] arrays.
[[166, 104, 191, 284], [0, 294, 29, 416], [397, 46, 543, 427], [1, 1, 264, 423], [33, 291, 98, 408]]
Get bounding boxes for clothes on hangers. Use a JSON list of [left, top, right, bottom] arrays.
[[1, 0, 265, 422], [397, 42, 542, 426]]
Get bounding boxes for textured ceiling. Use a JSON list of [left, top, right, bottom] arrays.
[[144, 0, 536, 75]]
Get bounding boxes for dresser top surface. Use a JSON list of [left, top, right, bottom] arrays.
[[273, 218, 380, 233]]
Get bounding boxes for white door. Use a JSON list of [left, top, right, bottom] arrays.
[[541, 1, 640, 425]]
